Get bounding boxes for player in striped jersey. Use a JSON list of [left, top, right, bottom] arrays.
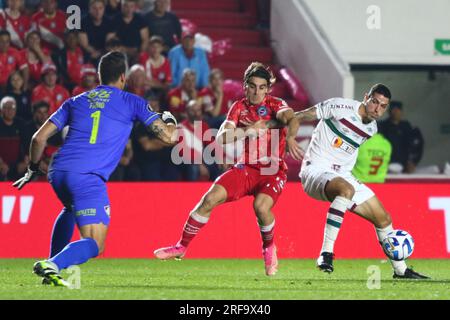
[[287, 83, 429, 279]]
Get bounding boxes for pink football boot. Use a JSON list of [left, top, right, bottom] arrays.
[[262, 244, 278, 276], [154, 243, 187, 260]]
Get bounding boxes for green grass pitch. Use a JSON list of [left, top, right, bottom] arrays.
[[1, 259, 449, 300]]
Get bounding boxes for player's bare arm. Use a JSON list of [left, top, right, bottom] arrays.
[[29, 120, 59, 166], [148, 118, 177, 146], [217, 120, 268, 144], [12, 120, 59, 190]]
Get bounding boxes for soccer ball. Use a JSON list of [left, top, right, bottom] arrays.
[[381, 230, 414, 261]]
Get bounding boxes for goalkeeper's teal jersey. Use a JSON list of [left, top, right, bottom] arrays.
[[352, 133, 392, 183]]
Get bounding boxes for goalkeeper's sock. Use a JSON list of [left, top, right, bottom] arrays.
[[375, 224, 407, 275], [49, 238, 99, 271], [321, 196, 350, 253], [179, 212, 209, 247], [49, 208, 76, 258], [259, 219, 275, 249]]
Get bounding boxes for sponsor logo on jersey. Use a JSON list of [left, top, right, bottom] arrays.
[[75, 208, 97, 217], [332, 137, 343, 148]]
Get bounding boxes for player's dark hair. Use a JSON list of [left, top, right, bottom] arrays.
[[243, 62, 275, 87], [368, 83, 391, 100], [98, 51, 127, 85]]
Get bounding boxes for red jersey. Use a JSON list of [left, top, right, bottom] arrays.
[[31, 10, 66, 51], [139, 53, 172, 85], [199, 87, 234, 116], [225, 95, 292, 172], [19, 48, 52, 82], [168, 87, 199, 115], [0, 10, 31, 49], [0, 47, 27, 86], [72, 85, 89, 96], [31, 84, 70, 114], [66, 47, 85, 85]]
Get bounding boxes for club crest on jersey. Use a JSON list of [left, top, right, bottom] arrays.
[[104, 205, 111, 217], [257, 106, 268, 116]]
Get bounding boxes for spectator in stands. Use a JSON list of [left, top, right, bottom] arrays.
[[20, 30, 52, 86], [79, 0, 113, 64], [5, 71, 32, 121], [0, 95, 23, 180], [0, 157, 8, 181], [0, 29, 29, 93], [72, 64, 98, 96], [168, 30, 210, 89], [109, 139, 141, 181], [54, 30, 86, 90], [132, 91, 179, 181], [139, 35, 172, 97], [136, 0, 154, 15], [378, 101, 419, 173], [199, 68, 233, 129], [126, 64, 147, 97], [107, 0, 149, 64], [0, 96, 22, 137], [167, 68, 200, 121], [58, 0, 89, 15], [104, 36, 125, 53], [145, 0, 181, 51], [31, 0, 67, 52], [23, 0, 40, 16], [177, 99, 221, 181], [0, 0, 32, 49], [31, 63, 70, 114], [105, 0, 121, 19], [13, 100, 62, 180]]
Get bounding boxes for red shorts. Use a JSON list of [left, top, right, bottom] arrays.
[[214, 164, 287, 204]]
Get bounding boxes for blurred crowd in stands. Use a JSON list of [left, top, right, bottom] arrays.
[[0, 0, 238, 182], [1, 0, 446, 183]]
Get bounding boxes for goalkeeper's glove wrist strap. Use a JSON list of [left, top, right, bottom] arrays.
[[29, 161, 40, 172]]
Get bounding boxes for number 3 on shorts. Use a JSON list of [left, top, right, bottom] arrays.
[[89, 110, 101, 144]]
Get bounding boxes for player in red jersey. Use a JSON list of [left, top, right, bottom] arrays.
[[154, 62, 296, 276], [0, 0, 32, 49], [31, 0, 66, 52]]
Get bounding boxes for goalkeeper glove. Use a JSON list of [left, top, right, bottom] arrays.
[[160, 111, 177, 126], [12, 161, 41, 190]]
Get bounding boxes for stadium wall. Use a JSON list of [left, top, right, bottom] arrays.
[[303, 0, 450, 65], [1, 182, 449, 259], [271, 0, 354, 102]]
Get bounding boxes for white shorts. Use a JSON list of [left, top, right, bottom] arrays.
[[300, 163, 374, 205]]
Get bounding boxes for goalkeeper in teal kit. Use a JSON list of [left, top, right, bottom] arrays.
[[12, 52, 177, 287]]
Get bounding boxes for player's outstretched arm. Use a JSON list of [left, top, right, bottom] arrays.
[[217, 120, 269, 144], [148, 118, 178, 146], [286, 107, 318, 161], [12, 120, 59, 190]]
